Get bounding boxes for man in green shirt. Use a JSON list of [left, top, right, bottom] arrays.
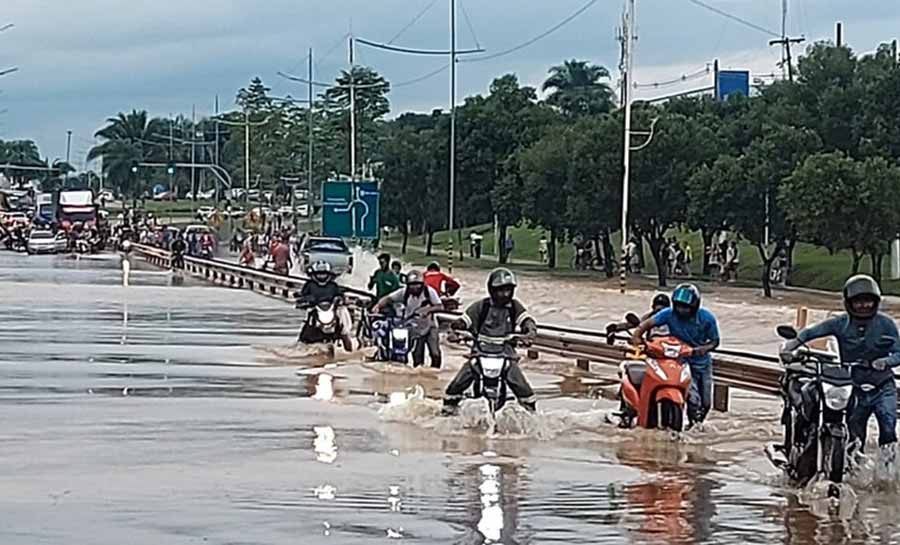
[[369, 253, 401, 299]]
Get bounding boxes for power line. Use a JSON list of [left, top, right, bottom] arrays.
[[458, 0, 482, 50], [684, 0, 780, 38], [633, 66, 711, 89], [461, 0, 599, 63], [393, 63, 450, 88], [355, 37, 483, 56], [388, 0, 441, 44]]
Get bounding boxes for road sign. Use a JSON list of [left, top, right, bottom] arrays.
[[716, 70, 750, 101], [322, 180, 380, 239]]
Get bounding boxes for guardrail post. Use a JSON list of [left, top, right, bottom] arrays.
[[576, 358, 590, 371], [526, 349, 539, 360], [713, 384, 730, 412]]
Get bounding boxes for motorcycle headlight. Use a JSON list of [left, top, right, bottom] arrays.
[[662, 343, 681, 359], [822, 383, 853, 411], [392, 328, 409, 341], [680, 365, 691, 384], [480, 356, 505, 379], [647, 359, 668, 381]]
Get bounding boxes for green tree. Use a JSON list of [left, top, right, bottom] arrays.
[[542, 59, 616, 117], [88, 110, 167, 200]]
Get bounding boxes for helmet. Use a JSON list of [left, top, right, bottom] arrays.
[[488, 267, 517, 306], [310, 260, 333, 286], [121, 240, 132, 251], [427, 261, 440, 272], [671, 284, 700, 319], [843, 274, 881, 320], [652, 293, 671, 312], [405, 269, 425, 296]]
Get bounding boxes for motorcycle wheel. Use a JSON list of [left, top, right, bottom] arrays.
[[659, 400, 684, 432], [822, 434, 846, 484]]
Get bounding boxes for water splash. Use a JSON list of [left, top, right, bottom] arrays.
[[313, 426, 338, 464]]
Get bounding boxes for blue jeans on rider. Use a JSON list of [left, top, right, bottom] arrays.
[[849, 380, 897, 448], [688, 364, 713, 424]]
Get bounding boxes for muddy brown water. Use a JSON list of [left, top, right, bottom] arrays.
[[1, 252, 898, 544]]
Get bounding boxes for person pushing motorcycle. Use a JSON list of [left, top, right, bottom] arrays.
[[631, 284, 720, 427], [372, 270, 443, 368], [442, 268, 538, 416], [781, 274, 900, 456]]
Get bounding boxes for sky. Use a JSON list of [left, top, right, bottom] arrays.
[[1, 0, 899, 169]]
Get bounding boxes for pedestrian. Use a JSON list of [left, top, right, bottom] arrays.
[[626, 238, 641, 274], [538, 234, 549, 264], [504, 234, 515, 261], [726, 241, 740, 282], [683, 242, 693, 277], [472, 232, 484, 259]]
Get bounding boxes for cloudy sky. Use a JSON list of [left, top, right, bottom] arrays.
[[2, 0, 898, 166]]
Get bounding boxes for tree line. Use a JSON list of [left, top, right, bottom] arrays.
[[83, 40, 900, 297]]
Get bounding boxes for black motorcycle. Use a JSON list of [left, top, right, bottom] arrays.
[[766, 325, 890, 496], [297, 299, 343, 345], [459, 333, 528, 418]]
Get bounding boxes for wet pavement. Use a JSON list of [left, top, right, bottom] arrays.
[[2, 251, 899, 545]]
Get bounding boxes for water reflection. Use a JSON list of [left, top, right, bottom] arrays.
[[313, 373, 334, 401], [477, 464, 504, 542], [313, 425, 337, 464]]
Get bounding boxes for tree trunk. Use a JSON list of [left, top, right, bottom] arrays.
[[592, 236, 602, 272], [871, 251, 885, 284], [756, 242, 783, 299], [851, 249, 863, 274], [548, 228, 558, 269], [401, 223, 409, 254], [457, 229, 464, 262], [645, 231, 668, 288], [498, 224, 509, 264], [786, 238, 797, 279], [701, 229, 713, 276], [426, 228, 434, 256], [601, 229, 615, 278]]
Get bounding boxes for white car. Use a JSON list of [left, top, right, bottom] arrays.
[[27, 230, 68, 254], [195, 206, 217, 220]]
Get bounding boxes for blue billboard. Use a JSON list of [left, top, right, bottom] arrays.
[[717, 70, 750, 101]]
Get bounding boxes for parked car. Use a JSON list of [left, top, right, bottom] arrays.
[[2, 211, 30, 228], [298, 236, 353, 275], [153, 191, 177, 202], [195, 206, 217, 221], [27, 229, 68, 254]]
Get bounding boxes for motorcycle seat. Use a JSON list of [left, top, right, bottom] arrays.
[[625, 362, 647, 389]]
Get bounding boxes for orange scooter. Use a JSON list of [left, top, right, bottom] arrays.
[[617, 335, 693, 431]]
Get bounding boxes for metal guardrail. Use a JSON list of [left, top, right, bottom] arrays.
[[131, 243, 813, 411]]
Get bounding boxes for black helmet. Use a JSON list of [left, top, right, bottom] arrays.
[[671, 284, 700, 319], [488, 268, 517, 305], [310, 260, 333, 285], [427, 261, 440, 272], [843, 274, 881, 320], [652, 293, 671, 312]]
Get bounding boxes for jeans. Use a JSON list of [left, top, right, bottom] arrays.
[[849, 380, 897, 448], [688, 364, 714, 424], [412, 327, 442, 368]]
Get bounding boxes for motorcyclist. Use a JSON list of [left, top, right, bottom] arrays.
[[373, 270, 443, 368], [780, 274, 900, 455], [442, 268, 539, 416], [170, 232, 187, 269], [368, 253, 401, 300], [295, 260, 354, 352], [424, 261, 461, 297], [631, 284, 720, 427], [606, 293, 671, 344]]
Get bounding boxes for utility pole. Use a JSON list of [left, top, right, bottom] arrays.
[[448, 0, 457, 270], [65, 130, 72, 184], [214, 95, 220, 202], [245, 110, 250, 203], [835, 21, 843, 47], [349, 36, 356, 181], [769, 1, 804, 83], [191, 105, 197, 213], [619, 0, 635, 293], [308, 47, 314, 221]]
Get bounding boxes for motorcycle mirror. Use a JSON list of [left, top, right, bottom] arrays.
[[776, 325, 798, 340], [625, 313, 641, 327]]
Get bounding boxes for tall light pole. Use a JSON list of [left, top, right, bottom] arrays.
[[448, 0, 457, 269], [65, 130, 72, 184], [308, 47, 314, 219], [349, 36, 356, 181], [619, 0, 636, 293]]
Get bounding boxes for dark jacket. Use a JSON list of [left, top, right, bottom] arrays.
[[296, 281, 344, 306], [798, 313, 900, 386]]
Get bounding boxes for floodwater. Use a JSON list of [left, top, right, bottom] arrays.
[[2, 251, 899, 545]]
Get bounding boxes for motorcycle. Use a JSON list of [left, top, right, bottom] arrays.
[[459, 332, 528, 418], [764, 325, 889, 496], [297, 299, 343, 346], [374, 312, 415, 364]]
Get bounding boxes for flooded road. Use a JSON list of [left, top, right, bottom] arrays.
[[2, 252, 899, 544]]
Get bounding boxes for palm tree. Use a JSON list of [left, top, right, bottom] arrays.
[[88, 110, 167, 199], [542, 60, 616, 117]]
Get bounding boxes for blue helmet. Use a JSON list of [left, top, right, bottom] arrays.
[[672, 284, 700, 318]]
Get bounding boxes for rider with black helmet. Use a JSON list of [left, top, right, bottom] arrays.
[[295, 260, 354, 351], [631, 283, 721, 427], [782, 274, 900, 453], [442, 268, 539, 416]]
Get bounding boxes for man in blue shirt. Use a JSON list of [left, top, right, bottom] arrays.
[[632, 284, 720, 427], [782, 274, 900, 452]]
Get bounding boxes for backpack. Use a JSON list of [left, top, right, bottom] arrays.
[[476, 297, 516, 336]]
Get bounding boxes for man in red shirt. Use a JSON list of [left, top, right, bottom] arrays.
[[424, 262, 460, 297], [271, 236, 293, 275]]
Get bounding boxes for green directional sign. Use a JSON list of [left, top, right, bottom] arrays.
[[322, 180, 381, 239]]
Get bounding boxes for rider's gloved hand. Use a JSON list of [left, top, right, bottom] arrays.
[[872, 357, 890, 371]]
